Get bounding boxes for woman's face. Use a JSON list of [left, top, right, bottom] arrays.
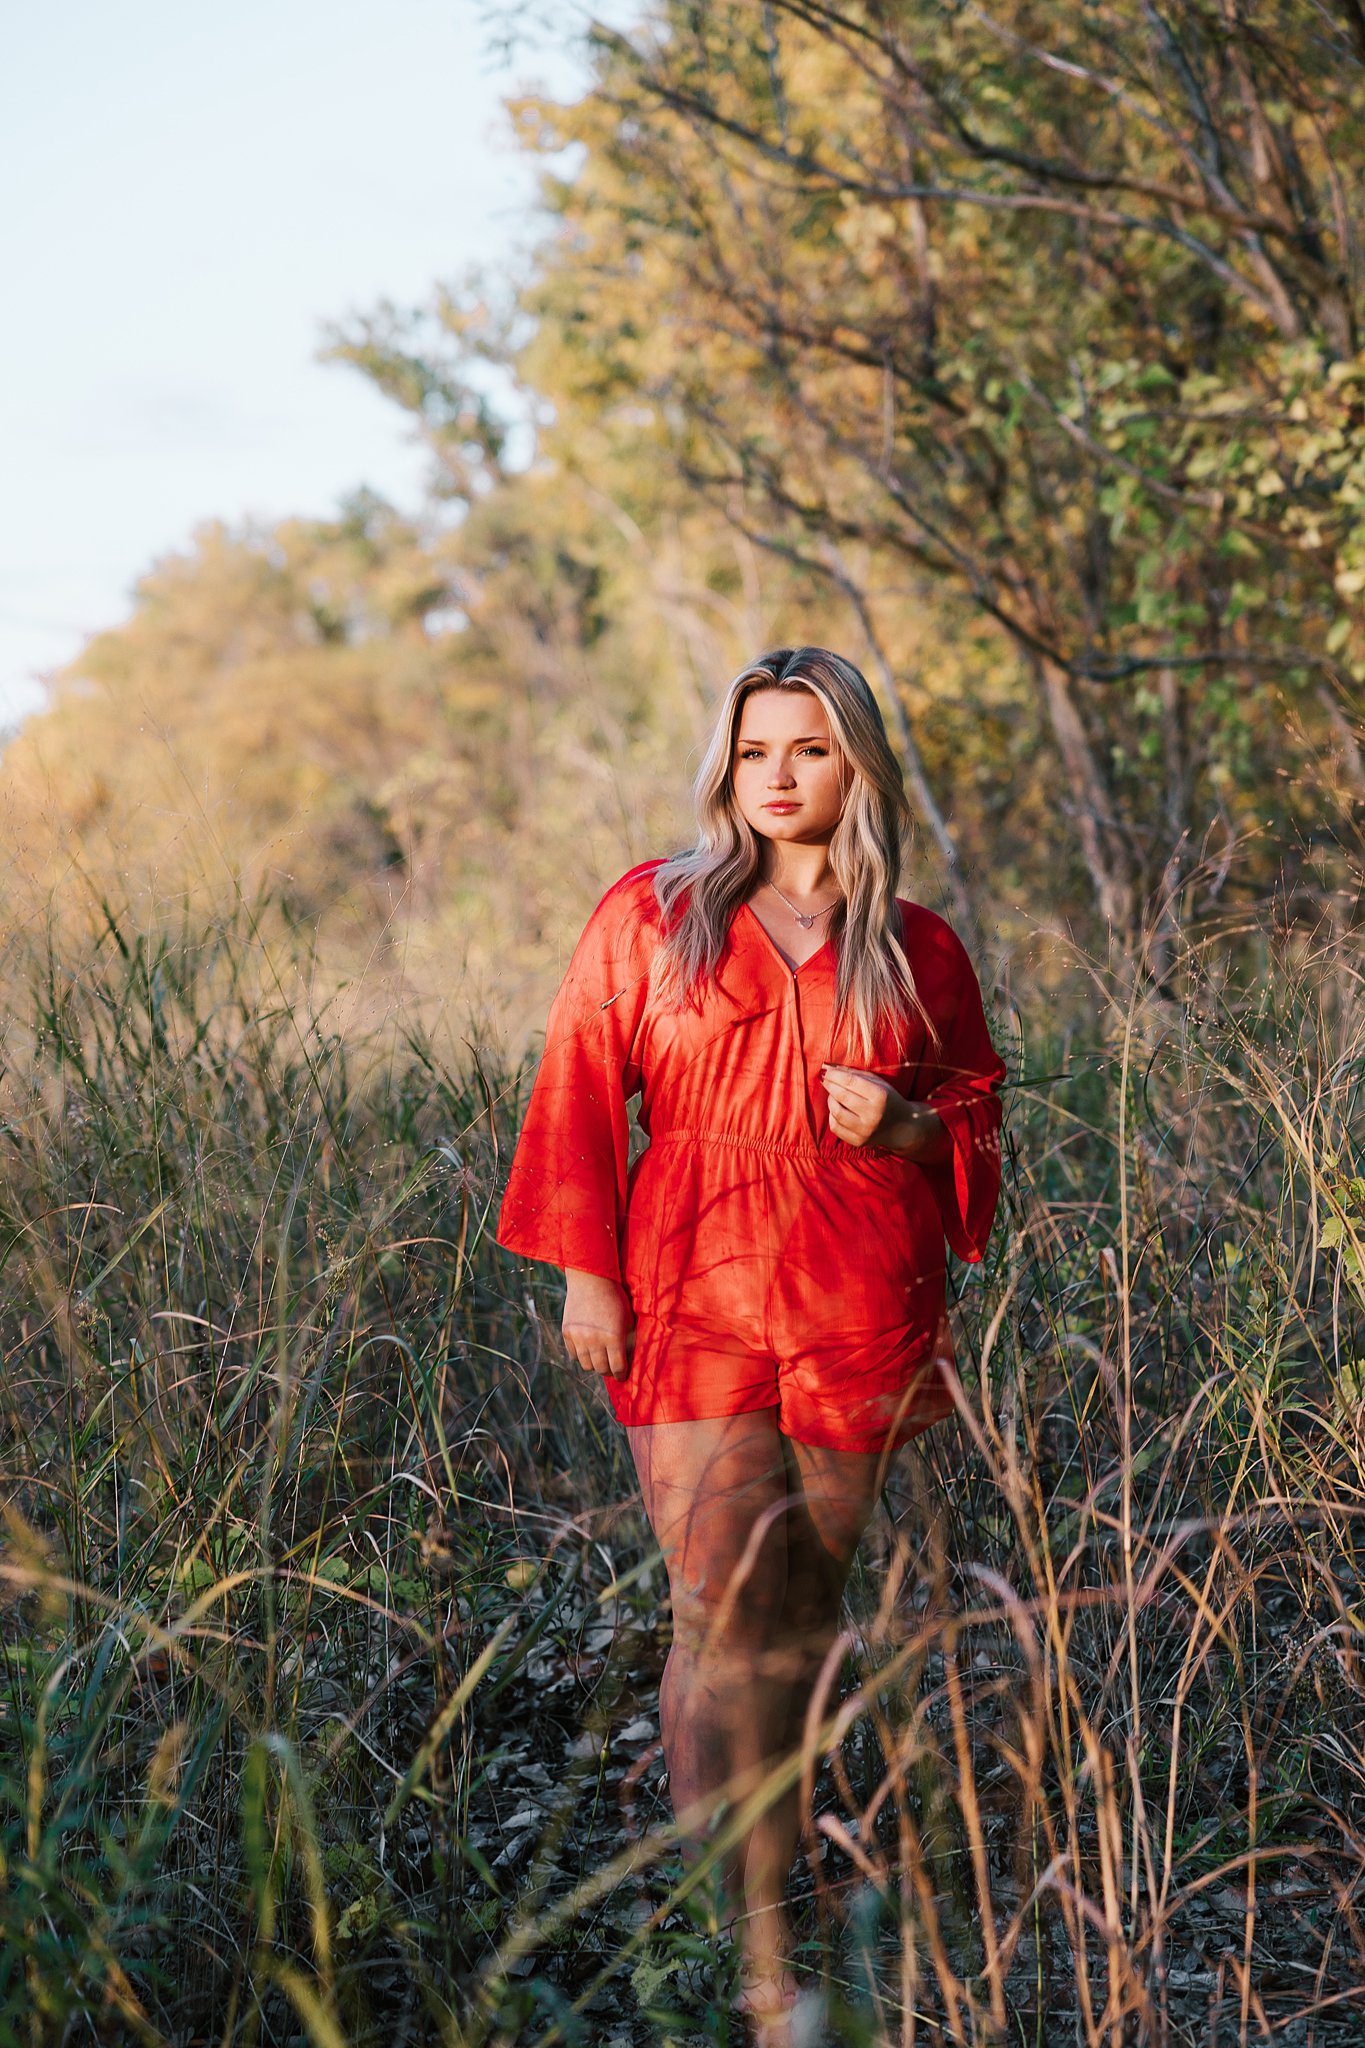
[[731, 686, 849, 843]]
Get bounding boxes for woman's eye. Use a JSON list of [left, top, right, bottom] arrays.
[[738, 747, 825, 759]]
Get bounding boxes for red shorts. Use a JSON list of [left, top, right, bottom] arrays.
[[604, 1306, 957, 1455]]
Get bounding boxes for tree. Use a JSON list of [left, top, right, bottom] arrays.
[[509, 0, 1365, 959]]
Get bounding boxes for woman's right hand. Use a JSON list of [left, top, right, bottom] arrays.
[[562, 1269, 636, 1381]]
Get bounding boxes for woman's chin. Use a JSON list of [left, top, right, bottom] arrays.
[[750, 814, 830, 840]]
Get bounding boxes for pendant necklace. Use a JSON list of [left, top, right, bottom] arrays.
[[765, 879, 841, 930]]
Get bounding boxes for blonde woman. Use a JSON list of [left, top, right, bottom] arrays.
[[496, 646, 1006, 2038]]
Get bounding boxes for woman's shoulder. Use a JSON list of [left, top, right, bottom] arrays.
[[893, 892, 956, 940], [616, 853, 673, 894], [583, 854, 677, 933], [893, 895, 975, 976]]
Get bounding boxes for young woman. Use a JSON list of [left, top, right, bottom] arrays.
[[495, 646, 1006, 2039]]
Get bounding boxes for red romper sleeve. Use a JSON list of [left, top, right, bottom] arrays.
[[494, 867, 658, 1285], [917, 927, 1008, 1264]]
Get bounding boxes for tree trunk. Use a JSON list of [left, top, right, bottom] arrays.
[[1029, 651, 1137, 939]]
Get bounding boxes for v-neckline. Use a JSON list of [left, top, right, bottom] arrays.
[[739, 899, 835, 978]]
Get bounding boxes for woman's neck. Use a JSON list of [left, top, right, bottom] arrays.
[[757, 846, 838, 898]]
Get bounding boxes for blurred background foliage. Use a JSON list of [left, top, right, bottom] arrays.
[[5, 0, 1360, 1049]]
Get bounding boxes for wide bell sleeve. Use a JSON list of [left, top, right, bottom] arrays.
[[918, 929, 1007, 1264], [494, 869, 658, 1285]]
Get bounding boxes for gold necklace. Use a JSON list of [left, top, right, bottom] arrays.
[[764, 879, 841, 930]]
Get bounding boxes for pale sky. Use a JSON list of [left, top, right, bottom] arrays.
[[1, 1, 612, 732]]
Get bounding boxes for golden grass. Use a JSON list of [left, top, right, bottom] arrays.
[[0, 873, 1361, 2046]]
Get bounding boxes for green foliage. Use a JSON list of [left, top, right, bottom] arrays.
[[505, 0, 1365, 938], [12, 4, 1364, 984]]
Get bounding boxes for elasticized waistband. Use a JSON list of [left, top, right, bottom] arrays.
[[646, 1125, 903, 1168]]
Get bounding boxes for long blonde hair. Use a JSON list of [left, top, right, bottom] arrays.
[[650, 646, 941, 1062]]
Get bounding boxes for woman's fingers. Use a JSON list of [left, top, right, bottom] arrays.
[[825, 1064, 901, 1147], [568, 1332, 604, 1372], [563, 1317, 635, 1379], [826, 1084, 870, 1125], [562, 1323, 591, 1370], [823, 1066, 882, 1106], [605, 1334, 630, 1380], [608, 1322, 638, 1378], [561, 1272, 636, 1379]]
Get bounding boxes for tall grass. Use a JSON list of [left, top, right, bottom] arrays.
[[0, 876, 1361, 2047]]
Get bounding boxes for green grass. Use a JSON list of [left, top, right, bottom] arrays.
[[0, 882, 1362, 2046]]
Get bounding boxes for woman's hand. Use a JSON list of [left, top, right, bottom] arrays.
[[562, 1269, 636, 1381], [821, 1064, 951, 1162]]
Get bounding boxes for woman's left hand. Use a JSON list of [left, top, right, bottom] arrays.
[[820, 1064, 909, 1149], [821, 1065, 951, 1161]]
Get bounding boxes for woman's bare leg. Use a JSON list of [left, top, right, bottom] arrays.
[[754, 1432, 892, 1968], [626, 1412, 791, 1910], [626, 1413, 890, 2030]]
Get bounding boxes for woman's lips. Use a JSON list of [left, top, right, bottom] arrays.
[[763, 802, 800, 812]]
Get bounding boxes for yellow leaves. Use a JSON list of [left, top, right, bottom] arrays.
[[0, 1503, 63, 1626], [833, 201, 905, 267], [780, 29, 860, 109], [1319, 1172, 1365, 1308], [1190, 388, 1250, 417], [146, 1720, 189, 1808]]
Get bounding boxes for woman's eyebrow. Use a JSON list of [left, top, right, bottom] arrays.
[[737, 735, 828, 746]]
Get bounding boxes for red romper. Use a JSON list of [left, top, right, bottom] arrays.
[[494, 858, 1007, 1455]]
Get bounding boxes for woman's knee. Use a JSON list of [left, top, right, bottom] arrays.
[[665, 1542, 789, 1661]]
